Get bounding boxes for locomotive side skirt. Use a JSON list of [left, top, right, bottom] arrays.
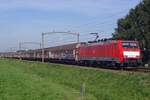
[[79, 57, 120, 62]]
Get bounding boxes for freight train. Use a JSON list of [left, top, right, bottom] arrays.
[[0, 40, 142, 67]]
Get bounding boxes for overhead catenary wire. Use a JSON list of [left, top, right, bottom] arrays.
[[45, 21, 117, 45], [57, 10, 128, 43], [36, 21, 118, 48]]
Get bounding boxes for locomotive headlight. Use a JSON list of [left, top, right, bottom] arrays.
[[123, 51, 140, 58]]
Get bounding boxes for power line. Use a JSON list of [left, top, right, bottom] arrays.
[[44, 21, 116, 45]]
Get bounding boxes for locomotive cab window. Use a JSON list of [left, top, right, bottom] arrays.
[[122, 42, 139, 48]]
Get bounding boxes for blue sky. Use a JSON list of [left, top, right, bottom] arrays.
[[0, 0, 141, 52]]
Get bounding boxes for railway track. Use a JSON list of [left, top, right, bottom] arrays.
[[52, 61, 150, 73], [124, 67, 150, 73]]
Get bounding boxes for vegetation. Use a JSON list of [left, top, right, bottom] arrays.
[[113, 0, 150, 50], [0, 59, 150, 100]]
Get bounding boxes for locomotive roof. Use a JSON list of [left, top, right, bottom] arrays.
[[84, 40, 118, 46], [83, 40, 138, 46]]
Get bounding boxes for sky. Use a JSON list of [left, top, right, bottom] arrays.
[[0, 0, 141, 52]]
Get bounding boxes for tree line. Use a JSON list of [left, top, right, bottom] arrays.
[[113, 0, 150, 50]]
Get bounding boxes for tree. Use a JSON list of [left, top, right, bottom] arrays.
[[113, 0, 150, 49]]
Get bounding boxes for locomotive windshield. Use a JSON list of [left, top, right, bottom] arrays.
[[122, 42, 139, 48]]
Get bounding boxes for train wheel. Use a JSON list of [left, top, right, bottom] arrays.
[[92, 61, 97, 67], [85, 61, 90, 67], [115, 63, 121, 69]]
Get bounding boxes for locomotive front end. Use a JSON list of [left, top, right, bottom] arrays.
[[122, 41, 142, 66]]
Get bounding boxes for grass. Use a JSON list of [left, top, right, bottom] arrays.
[[0, 58, 150, 100]]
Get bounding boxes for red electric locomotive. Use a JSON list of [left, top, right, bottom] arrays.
[[1, 39, 142, 67], [78, 40, 141, 67]]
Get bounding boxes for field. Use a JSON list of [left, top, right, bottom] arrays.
[[0, 59, 150, 100]]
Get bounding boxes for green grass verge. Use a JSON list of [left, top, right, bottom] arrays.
[[0, 58, 150, 100]]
